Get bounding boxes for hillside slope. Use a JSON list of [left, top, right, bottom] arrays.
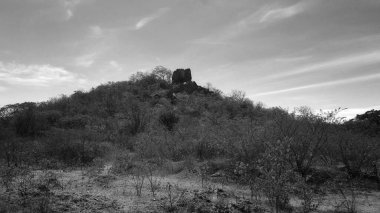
[[0, 67, 379, 212]]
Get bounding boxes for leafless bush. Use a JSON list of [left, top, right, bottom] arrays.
[[146, 163, 161, 197], [257, 139, 294, 213], [110, 152, 135, 175], [332, 178, 360, 213], [131, 166, 145, 197], [164, 183, 187, 212], [86, 157, 106, 176], [199, 163, 209, 188], [293, 178, 324, 213], [38, 171, 63, 190]]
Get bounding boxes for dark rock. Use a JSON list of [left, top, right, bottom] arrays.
[[172, 68, 192, 84], [172, 81, 199, 94]]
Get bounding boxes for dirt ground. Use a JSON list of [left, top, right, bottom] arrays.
[[1, 162, 379, 213]]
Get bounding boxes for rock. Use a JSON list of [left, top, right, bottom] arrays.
[[172, 68, 192, 84], [172, 81, 199, 94]]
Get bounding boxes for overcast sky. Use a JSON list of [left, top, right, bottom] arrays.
[[1, 0, 379, 118]]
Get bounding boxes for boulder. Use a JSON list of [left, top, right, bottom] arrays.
[[172, 68, 192, 84], [172, 81, 199, 94]]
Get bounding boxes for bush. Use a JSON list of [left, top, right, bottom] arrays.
[[257, 139, 295, 213], [111, 152, 139, 175], [38, 129, 111, 166], [293, 177, 323, 213], [159, 111, 179, 131]]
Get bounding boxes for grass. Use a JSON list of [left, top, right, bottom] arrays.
[[1, 160, 379, 213]]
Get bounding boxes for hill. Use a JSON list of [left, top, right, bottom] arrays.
[[0, 66, 379, 212]]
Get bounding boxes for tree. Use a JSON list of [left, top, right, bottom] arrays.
[[271, 107, 330, 177], [152, 66, 172, 83], [329, 128, 379, 178], [258, 139, 294, 213], [126, 102, 149, 135]]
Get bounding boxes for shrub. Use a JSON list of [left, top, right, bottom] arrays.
[[159, 111, 179, 131], [257, 139, 295, 213], [111, 152, 138, 175], [146, 162, 161, 197], [0, 165, 19, 191], [131, 166, 145, 197], [293, 177, 323, 213], [126, 103, 149, 135]]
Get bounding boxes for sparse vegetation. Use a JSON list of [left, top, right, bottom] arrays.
[[0, 67, 379, 212]]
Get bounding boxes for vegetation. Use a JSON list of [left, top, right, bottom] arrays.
[[0, 66, 379, 212]]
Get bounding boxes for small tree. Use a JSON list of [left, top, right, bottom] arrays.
[[131, 166, 145, 197], [272, 107, 330, 178], [258, 138, 294, 213], [152, 66, 172, 83], [126, 102, 149, 135], [146, 163, 161, 197]]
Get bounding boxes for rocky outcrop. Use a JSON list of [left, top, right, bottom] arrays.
[[172, 68, 192, 84], [173, 81, 198, 94], [169, 68, 214, 96]]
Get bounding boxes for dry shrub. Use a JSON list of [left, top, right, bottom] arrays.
[[330, 176, 361, 213], [293, 177, 324, 213], [164, 183, 187, 212], [130, 166, 145, 197], [0, 165, 19, 191], [110, 152, 137, 175], [146, 163, 161, 197], [93, 175, 117, 188]]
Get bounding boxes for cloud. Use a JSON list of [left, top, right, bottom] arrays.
[[254, 72, 380, 96], [63, 0, 82, 20], [75, 52, 97, 67], [0, 62, 86, 86], [267, 51, 380, 80], [259, 2, 305, 23], [135, 7, 170, 30], [191, 1, 312, 45], [89, 25, 104, 39], [75, 25, 119, 68], [274, 55, 311, 63], [109, 60, 122, 72]]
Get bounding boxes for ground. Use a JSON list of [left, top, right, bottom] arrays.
[[1, 161, 379, 213]]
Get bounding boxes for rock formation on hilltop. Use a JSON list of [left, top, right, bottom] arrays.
[[172, 68, 192, 84], [170, 68, 212, 95]]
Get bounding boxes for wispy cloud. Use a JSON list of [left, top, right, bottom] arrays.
[[135, 7, 170, 30], [254, 72, 380, 96], [259, 2, 305, 23], [89, 25, 104, 39], [191, 1, 311, 45], [75, 52, 97, 67], [63, 0, 81, 20], [109, 60, 123, 72], [267, 51, 380, 80], [0, 62, 86, 86], [238, 1, 309, 27], [274, 55, 311, 63]]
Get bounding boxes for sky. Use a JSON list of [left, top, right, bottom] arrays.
[[0, 0, 380, 119]]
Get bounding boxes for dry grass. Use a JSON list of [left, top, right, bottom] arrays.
[[1, 162, 379, 213]]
